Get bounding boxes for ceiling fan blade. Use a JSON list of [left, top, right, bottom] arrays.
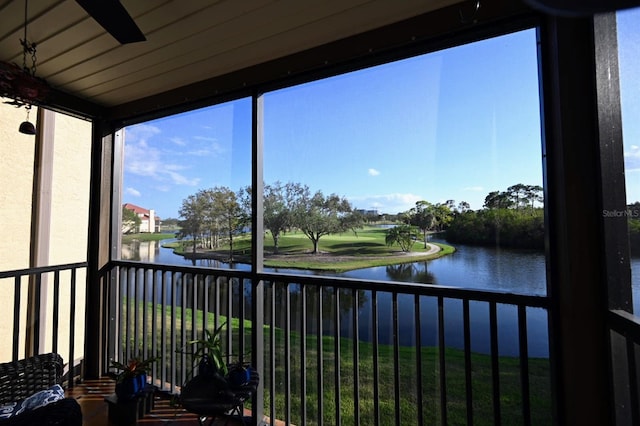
[[524, 0, 640, 16], [75, 0, 146, 44]]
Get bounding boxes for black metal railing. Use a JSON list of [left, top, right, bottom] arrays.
[[0, 262, 87, 385], [609, 309, 640, 425], [107, 261, 551, 425]]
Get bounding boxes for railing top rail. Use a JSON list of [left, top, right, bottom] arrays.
[[110, 261, 549, 308], [111, 260, 253, 279], [260, 271, 549, 307], [0, 262, 88, 279], [609, 309, 640, 342]]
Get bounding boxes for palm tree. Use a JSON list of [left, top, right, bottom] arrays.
[[385, 224, 416, 252]]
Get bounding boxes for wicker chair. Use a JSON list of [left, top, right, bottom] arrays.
[[0, 353, 82, 426]]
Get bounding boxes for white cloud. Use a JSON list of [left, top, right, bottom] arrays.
[[368, 168, 380, 176], [194, 136, 218, 142], [125, 124, 161, 143], [167, 171, 200, 186], [625, 145, 640, 172], [171, 137, 187, 146], [125, 187, 141, 197], [187, 149, 214, 156], [349, 193, 422, 214], [124, 125, 199, 188]]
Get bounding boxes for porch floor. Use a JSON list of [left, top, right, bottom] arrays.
[[66, 378, 251, 425]]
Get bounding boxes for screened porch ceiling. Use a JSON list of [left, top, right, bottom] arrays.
[[0, 0, 528, 122]]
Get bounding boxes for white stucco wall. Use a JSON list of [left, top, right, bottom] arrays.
[[0, 101, 91, 364], [0, 101, 37, 270]]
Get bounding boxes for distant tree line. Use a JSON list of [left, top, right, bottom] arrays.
[[445, 184, 544, 249], [177, 182, 363, 259], [391, 184, 544, 250]]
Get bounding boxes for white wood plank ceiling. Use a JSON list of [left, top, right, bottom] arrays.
[[0, 0, 459, 109]]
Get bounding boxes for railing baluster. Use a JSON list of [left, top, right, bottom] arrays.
[[191, 274, 198, 350], [490, 301, 501, 426], [393, 292, 401, 425], [317, 285, 324, 425], [438, 295, 447, 426], [626, 335, 640, 425], [161, 271, 168, 391], [122, 268, 129, 363], [372, 290, 380, 426], [463, 299, 473, 425], [13, 275, 21, 361], [214, 276, 221, 329], [33, 274, 42, 355], [171, 271, 178, 392], [415, 294, 424, 425], [300, 284, 307, 426], [180, 272, 187, 386], [518, 305, 531, 426], [203, 275, 210, 336], [285, 283, 291, 426], [334, 287, 341, 426], [68, 268, 77, 387], [226, 278, 233, 360], [269, 282, 276, 426], [151, 270, 158, 379], [239, 278, 246, 365], [142, 268, 149, 360], [52, 270, 60, 354], [353, 288, 360, 426], [133, 268, 140, 357]]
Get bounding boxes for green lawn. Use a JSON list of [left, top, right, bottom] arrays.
[[164, 226, 455, 272], [122, 232, 175, 243], [126, 301, 552, 426]]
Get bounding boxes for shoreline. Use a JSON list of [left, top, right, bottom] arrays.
[[179, 242, 452, 272]]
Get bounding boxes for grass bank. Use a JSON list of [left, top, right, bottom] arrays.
[[134, 303, 551, 425], [164, 226, 455, 272], [122, 232, 175, 244]]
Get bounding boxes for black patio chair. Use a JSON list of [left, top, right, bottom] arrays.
[[181, 365, 259, 426], [0, 353, 82, 426]]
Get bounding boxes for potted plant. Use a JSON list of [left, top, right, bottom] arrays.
[[186, 322, 228, 378], [110, 355, 158, 400], [179, 322, 232, 413]]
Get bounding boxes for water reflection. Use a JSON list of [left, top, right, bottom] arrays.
[[385, 262, 435, 283]]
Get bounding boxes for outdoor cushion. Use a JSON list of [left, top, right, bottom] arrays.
[[0, 385, 64, 419]]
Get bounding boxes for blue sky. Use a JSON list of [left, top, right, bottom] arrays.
[[619, 8, 640, 204], [123, 23, 639, 220]]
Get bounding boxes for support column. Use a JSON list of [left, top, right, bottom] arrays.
[[26, 108, 55, 356], [85, 121, 114, 379], [539, 15, 613, 425]]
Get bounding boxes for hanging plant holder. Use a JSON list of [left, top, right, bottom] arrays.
[[1, 0, 49, 114]]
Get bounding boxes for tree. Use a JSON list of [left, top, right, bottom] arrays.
[[178, 194, 207, 255], [122, 206, 141, 234], [457, 201, 471, 213], [384, 224, 416, 252], [292, 190, 354, 254], [161, 217, 180, 230], [484, 191, 514, 209], [213, 187, 242, 262], [433, 202, 454, 231], [408, 201, 436, 249], [265, 182, 306, 254], [524, 184, 544, 209]]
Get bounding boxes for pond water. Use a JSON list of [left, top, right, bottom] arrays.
[[122, 237, 640, 358]]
